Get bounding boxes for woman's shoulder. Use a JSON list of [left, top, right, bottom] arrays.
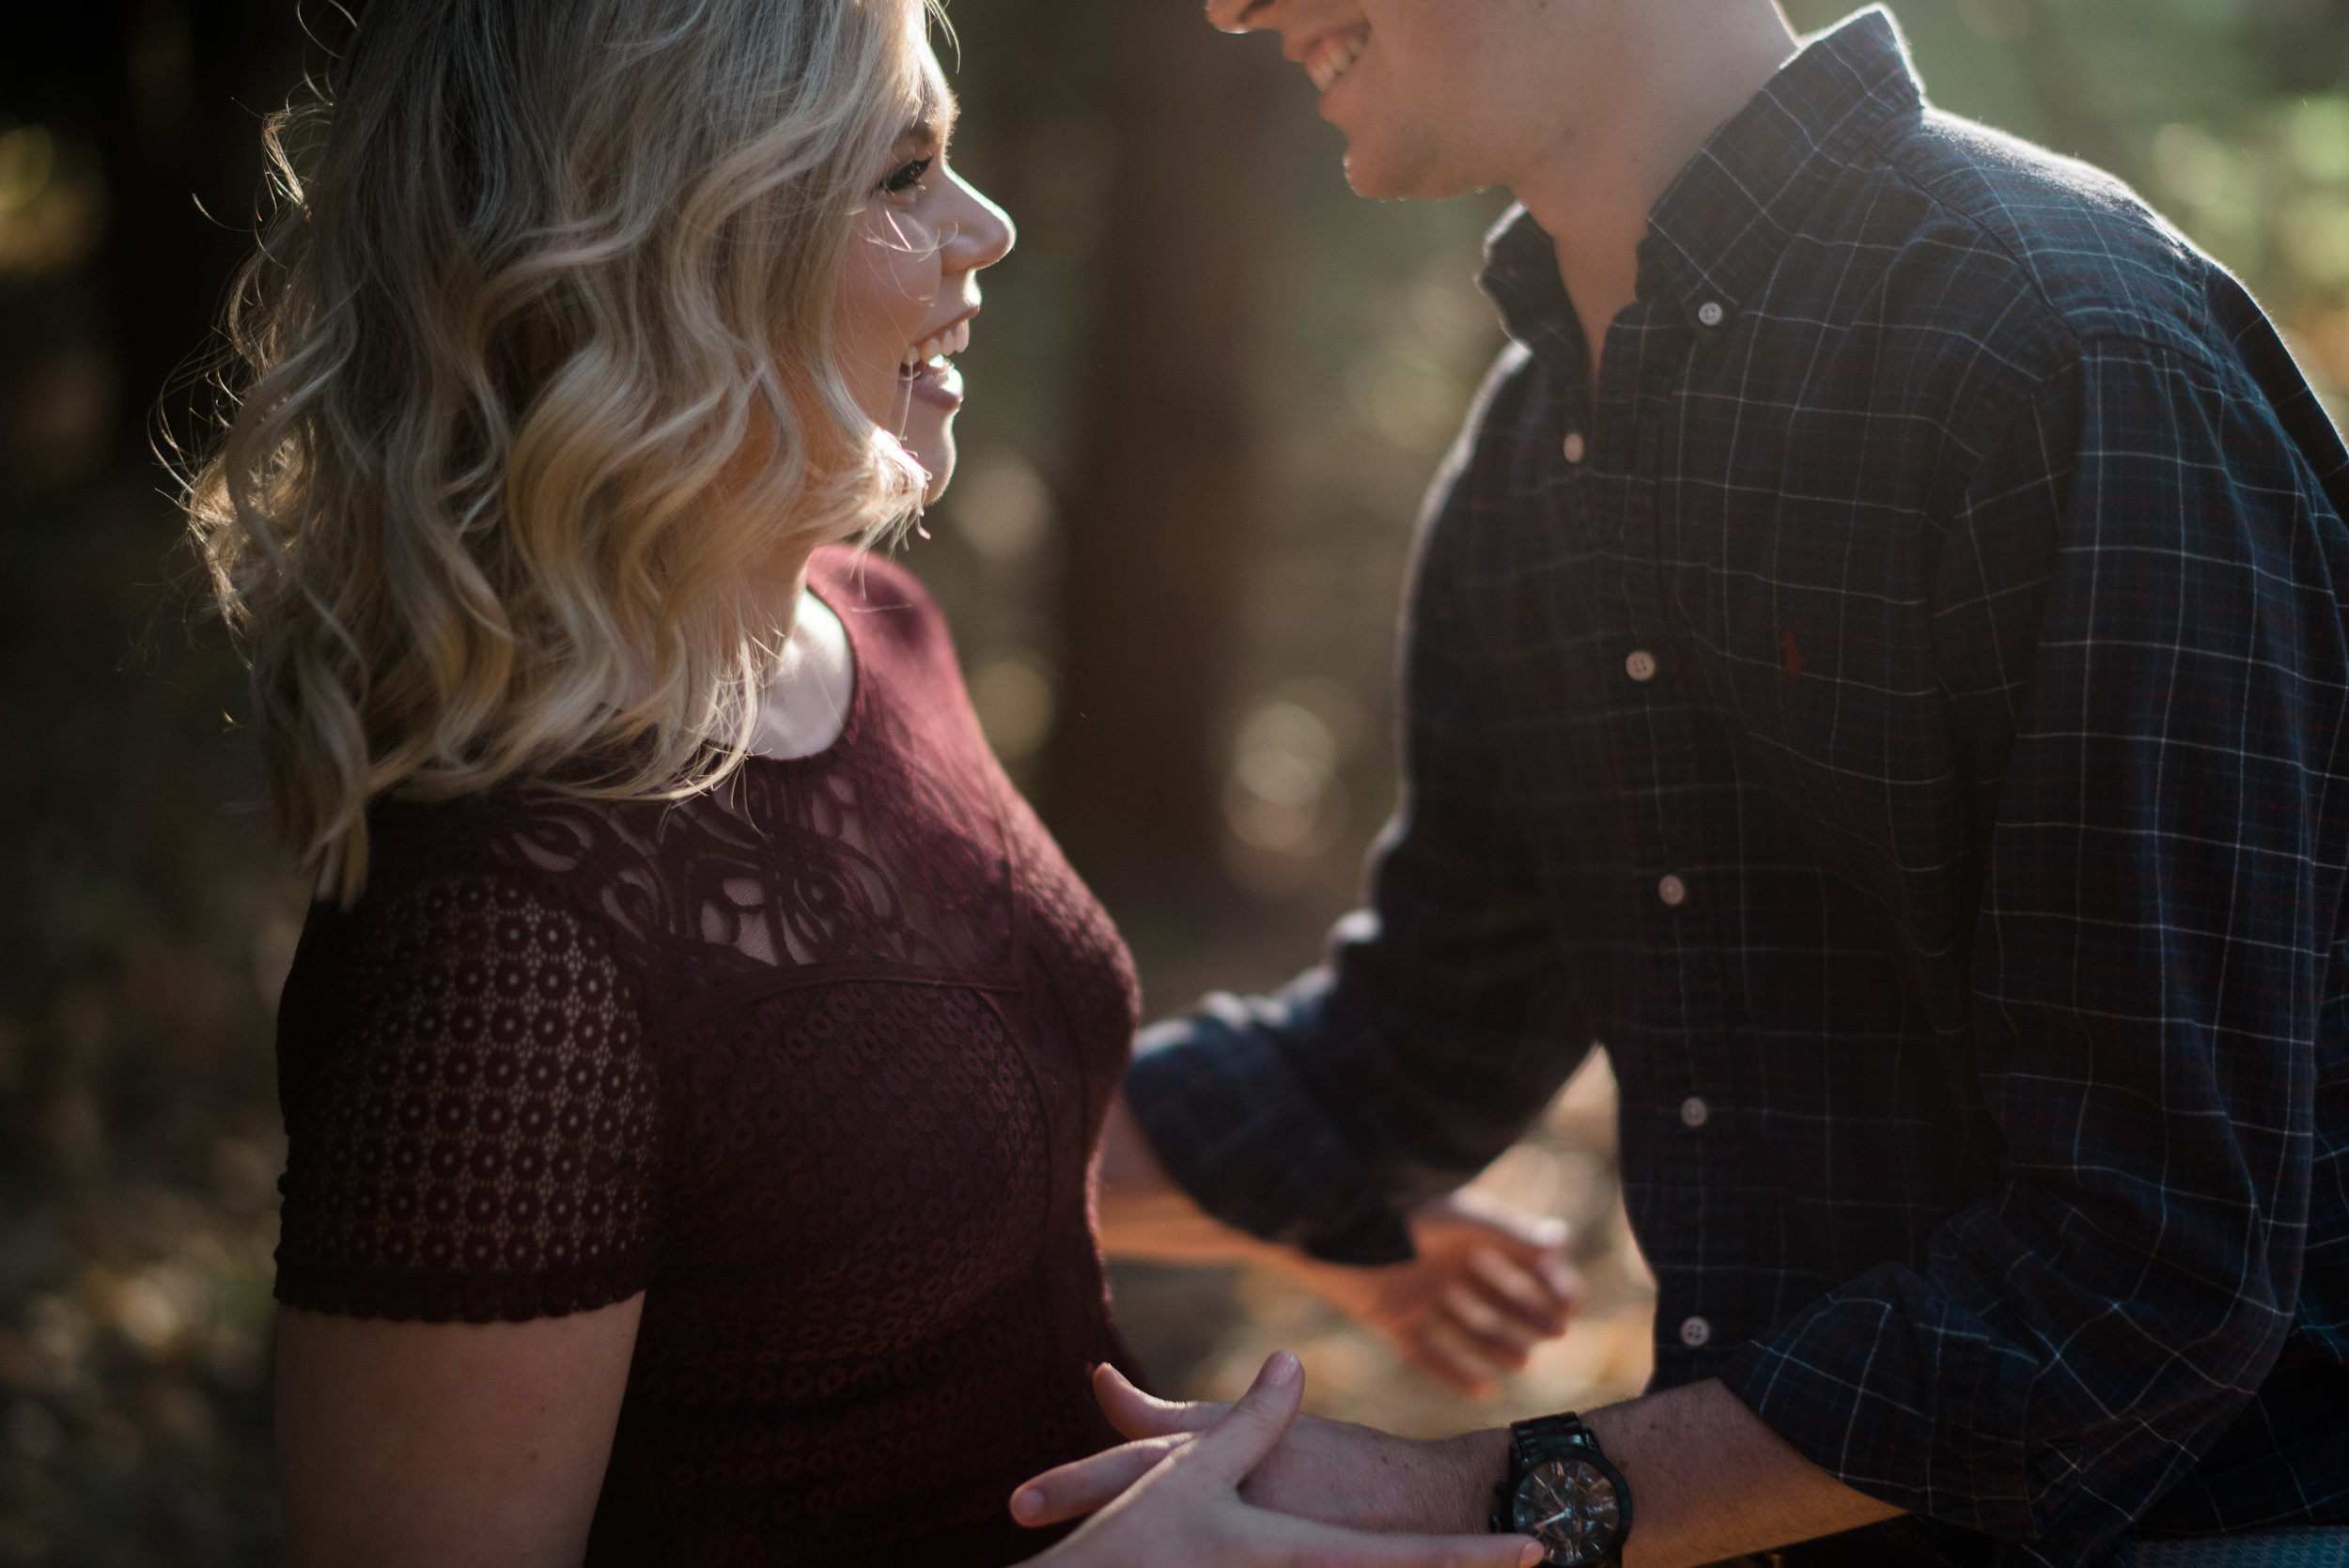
[[343, 786, 666, 986], [807, 543, 959, 679]]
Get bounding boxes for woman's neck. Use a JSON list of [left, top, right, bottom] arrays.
[[748, 584, 854, 760]]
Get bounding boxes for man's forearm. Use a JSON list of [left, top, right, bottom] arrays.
[[1095, 1090, 1288, 1264], [1430, 1381, 1902, 1568]]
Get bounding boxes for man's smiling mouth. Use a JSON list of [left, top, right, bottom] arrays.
[[1304, 26, 1369, 93]]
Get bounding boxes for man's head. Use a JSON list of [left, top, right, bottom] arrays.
[[1207, 0, 1636, 201]]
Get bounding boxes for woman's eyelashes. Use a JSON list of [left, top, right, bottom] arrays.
[[879, 155, 933, 195]]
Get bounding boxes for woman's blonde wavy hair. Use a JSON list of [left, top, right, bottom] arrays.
[[186, 0, 940, 901]]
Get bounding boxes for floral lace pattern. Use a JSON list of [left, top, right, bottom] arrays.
[[273, 550, 1142, 1565]]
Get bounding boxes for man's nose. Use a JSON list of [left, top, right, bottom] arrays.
[[1204, 0, 1275, 34]]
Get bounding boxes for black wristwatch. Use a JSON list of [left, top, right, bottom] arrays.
[[1489, 1413, 1633, 1568]]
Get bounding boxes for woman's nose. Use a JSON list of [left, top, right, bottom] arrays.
[[945, 173, 1015, 273]]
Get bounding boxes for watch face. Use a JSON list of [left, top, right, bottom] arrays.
[[1513, 1456, 1623, 1566]]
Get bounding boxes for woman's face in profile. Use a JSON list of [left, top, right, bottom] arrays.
[[834, 44, 1015, 504]]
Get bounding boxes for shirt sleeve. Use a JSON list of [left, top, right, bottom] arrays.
[[1125, 353, 1592, 1265], [274, 873, 663, 1323], [1720, 323, 2349, 1548]]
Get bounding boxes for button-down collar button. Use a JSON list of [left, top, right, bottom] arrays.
[[1697, 301, 1726, 328], [1679, 1314, 1713, 1347], [1657, 874, 1688, 907], [1562, 430, 1587, 464], [1625, 649, 1657, 682], [1680, 1095, 1710, 1128]]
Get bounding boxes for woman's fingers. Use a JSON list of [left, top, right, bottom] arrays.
[[1010, 1436, 1187, 1527], [1184, 1351, 1306, 1490], [1093, 1362, 1222, 1441], [1298, 1523, 1545, 1568], [1017, 1354, 1306, 1527]]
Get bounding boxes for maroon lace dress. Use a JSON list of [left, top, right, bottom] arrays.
[[272, 548, 1143, 1565]]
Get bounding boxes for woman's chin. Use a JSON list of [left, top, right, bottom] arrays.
[[910, 434, 956, 506]]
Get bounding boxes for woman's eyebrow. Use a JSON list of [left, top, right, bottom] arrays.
[[900, 87, 959, 148]]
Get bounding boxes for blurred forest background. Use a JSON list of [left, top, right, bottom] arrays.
[[1, 0, 2345, 1560]]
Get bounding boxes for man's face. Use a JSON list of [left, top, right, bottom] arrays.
[[1209, 0, 1604, 199]]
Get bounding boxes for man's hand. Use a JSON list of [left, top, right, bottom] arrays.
[[1016, 1361, 1508, 1538], [1097, 1092, 1579, 1394], [1279, 1189, 1580, 1396], [1013, 1354, 1535, 1568]]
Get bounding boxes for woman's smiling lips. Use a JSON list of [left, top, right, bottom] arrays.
[[899, 314, 973, 411]]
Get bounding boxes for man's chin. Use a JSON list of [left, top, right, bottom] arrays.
[[1337, 130, 1477, 203]]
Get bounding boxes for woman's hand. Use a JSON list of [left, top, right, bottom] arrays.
[[1020, 1360, 1510, 1537], [1278, 1188, 1581, 1396], [1013, 1354, 1537, 1568]]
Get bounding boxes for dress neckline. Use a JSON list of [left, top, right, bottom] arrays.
[[745, 570, 867, 769]]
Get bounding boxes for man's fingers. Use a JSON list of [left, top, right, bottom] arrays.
[[1438, 1281, 1540, 1366], [1008, 1436, 1186, 1527], [1445, 1188, 1570, 1253], [1403, 1316, 1507, 1395], [1532, 1250, 1584, 1310], [1185, 1350, 1307, 1489], [1093, 1362, 1222, 1440], [1466, 1247, 1575, 1335]]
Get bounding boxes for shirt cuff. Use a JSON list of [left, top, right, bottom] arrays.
[[1123, 982, 1416, 1265], [1718, 1262, 2045, 1542]]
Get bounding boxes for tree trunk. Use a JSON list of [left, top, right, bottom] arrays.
[[1041, 8, 1286, 877]]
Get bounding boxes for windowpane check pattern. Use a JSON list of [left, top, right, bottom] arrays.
[[1127, 11, 2349, 1563]]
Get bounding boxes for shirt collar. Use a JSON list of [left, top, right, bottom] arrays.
[[1479, 8, 1924, 349]]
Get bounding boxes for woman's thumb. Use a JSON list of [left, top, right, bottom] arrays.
[[1188, 1351, 1304, 1488]]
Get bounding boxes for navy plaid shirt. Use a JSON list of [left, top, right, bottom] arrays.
[[1125, 11, 2349, 1563]]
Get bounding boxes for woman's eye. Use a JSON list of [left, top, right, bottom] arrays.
[[879, 157, 932, 195]]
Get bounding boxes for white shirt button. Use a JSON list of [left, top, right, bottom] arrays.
[[1562, 431, 1587, 463], [1697, 301, 1726, 328], [1680, 1315, 1713, 1348], [1625, 649, 1657, 683], [1657, 874, 1688, 907], [1680, 1095, 1710, 1128]]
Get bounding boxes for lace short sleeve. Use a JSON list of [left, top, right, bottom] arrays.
[[274, 875, 662, 1323]]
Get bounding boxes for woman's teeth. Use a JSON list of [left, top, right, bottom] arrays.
[[901, 318, 972, 373], [1305, 28, 1368, 93]]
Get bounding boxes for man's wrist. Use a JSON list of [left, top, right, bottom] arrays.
[[1442, 1426, 1516, 1534]]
